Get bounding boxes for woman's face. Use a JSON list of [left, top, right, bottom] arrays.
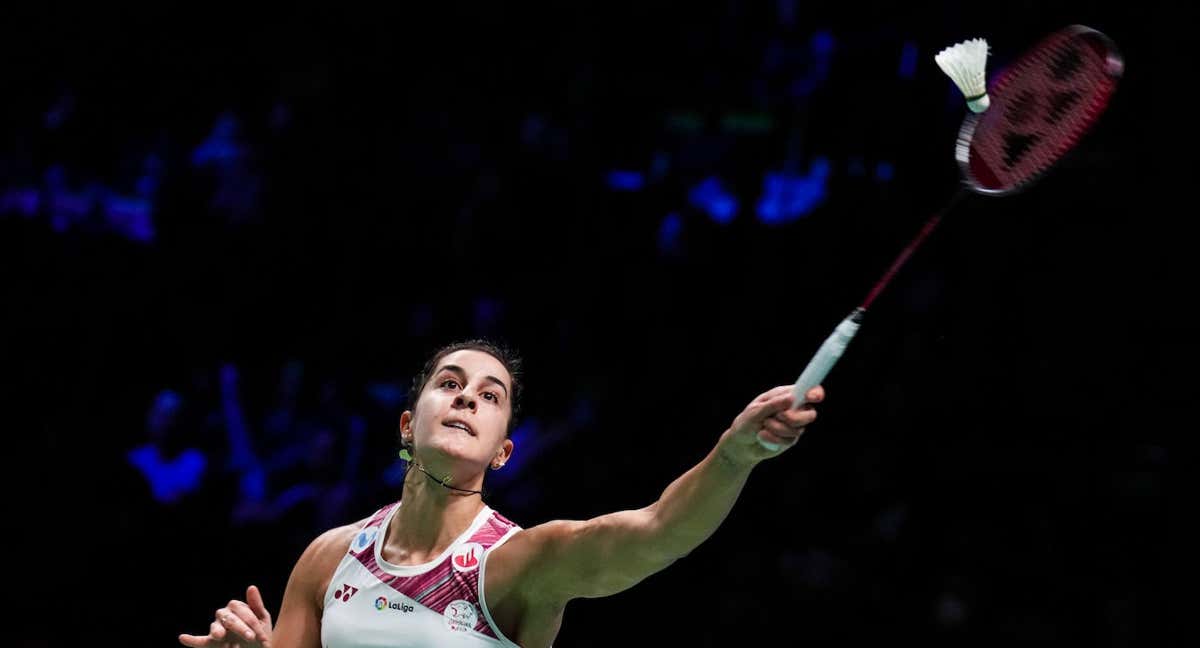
[[402, 349, 514, 474]]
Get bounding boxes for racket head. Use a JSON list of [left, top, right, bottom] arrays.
[[957, 25, 1124, 196]]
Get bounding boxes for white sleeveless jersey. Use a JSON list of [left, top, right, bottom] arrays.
[[320, 500, 523, 647]]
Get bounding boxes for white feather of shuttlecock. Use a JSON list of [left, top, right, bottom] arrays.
[[935, 38, 991, 113]]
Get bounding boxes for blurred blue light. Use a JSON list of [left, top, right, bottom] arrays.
[[127, 445, 208, 504], [756, 157, 830, 225], [650, 152, 670, 180], [238, 468, 267, 502], [473, 297, 503, 335], [104, 195, 155, 243], [875, 161, 895, 183], [135, 174, 158, 198], [792, 31, 837, 97], [812, 30, 835, 56], [136, 153, 164, 198], [0, 188, 39, 217], [506, 421, 536, 471], [367, 382, 405, 409], [487, 419, 543, 489], [606, 170, 645, 191], [48, 192, 91, 233], [521, 114, 546, 146], [899, 41, 918, 79], [44, 94, 73, 130], [688, 177, 738, 224], [383, 459, 408, 487], [191, 114, 242, 168], [45, 107, 67, 130], [657, 212, 683, 256], [148, 389, 182, 430], [776, 0, 796, 27], [811, 157, 831, 176]]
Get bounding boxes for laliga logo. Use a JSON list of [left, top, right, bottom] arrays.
[[375, 596, 414, 614]]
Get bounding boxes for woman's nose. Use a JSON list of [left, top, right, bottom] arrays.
[[454, 394, 477, 410]]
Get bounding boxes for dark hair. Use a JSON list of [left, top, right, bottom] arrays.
[[406, 339, 523, 437]]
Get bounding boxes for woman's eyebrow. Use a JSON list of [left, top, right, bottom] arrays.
[[436, 364, 509, 398]]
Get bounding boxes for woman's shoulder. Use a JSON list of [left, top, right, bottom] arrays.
[[297, 508, 383, 575], [293, 510, 384, 609], [309, 522, 363, 558]]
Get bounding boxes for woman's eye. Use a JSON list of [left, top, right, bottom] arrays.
[[441, 379, 459, 389], [483, 392, 497, 402]]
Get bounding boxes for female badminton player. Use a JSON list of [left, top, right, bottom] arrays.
[[180, 22, 1122, 646], [179, 339, 824, 647]]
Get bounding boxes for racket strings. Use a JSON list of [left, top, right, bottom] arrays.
[[963, 27, 1121, 194]]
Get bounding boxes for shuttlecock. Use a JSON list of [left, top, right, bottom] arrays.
[[935, 38, 990, 113]]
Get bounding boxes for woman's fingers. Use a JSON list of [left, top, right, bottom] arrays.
[[219, 603, 259, 642], [246, 585, 271, 625], [761, 417, 800, 443], [773, 407, 818, 429]]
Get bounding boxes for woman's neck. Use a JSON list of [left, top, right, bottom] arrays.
[[384, 465, 487, 564]]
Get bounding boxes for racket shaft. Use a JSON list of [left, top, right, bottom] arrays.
[[791, 308, 864, 409]]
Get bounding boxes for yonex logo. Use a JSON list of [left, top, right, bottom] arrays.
[[333, 584, 359, 602], [374, 596, 414, 613]]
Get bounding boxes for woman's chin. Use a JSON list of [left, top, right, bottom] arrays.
[[421, 441, 480, 472]]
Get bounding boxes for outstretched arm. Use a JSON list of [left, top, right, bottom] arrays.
[[498, 385, 823, 604]]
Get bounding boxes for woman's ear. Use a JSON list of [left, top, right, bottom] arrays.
[[495, 438, 514, 468], [399, 410, 414, 445]]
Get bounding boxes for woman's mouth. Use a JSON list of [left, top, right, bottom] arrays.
[[442, 420, 475, 436]]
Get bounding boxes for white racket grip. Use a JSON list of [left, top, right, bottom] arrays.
[[790, 308, 864, 408], [758, 308, 865, 451]]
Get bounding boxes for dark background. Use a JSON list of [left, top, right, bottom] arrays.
[[2, 2, 1176, 646]]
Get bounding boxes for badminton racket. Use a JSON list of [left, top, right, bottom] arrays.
[[762, 25, 1124, 450]]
